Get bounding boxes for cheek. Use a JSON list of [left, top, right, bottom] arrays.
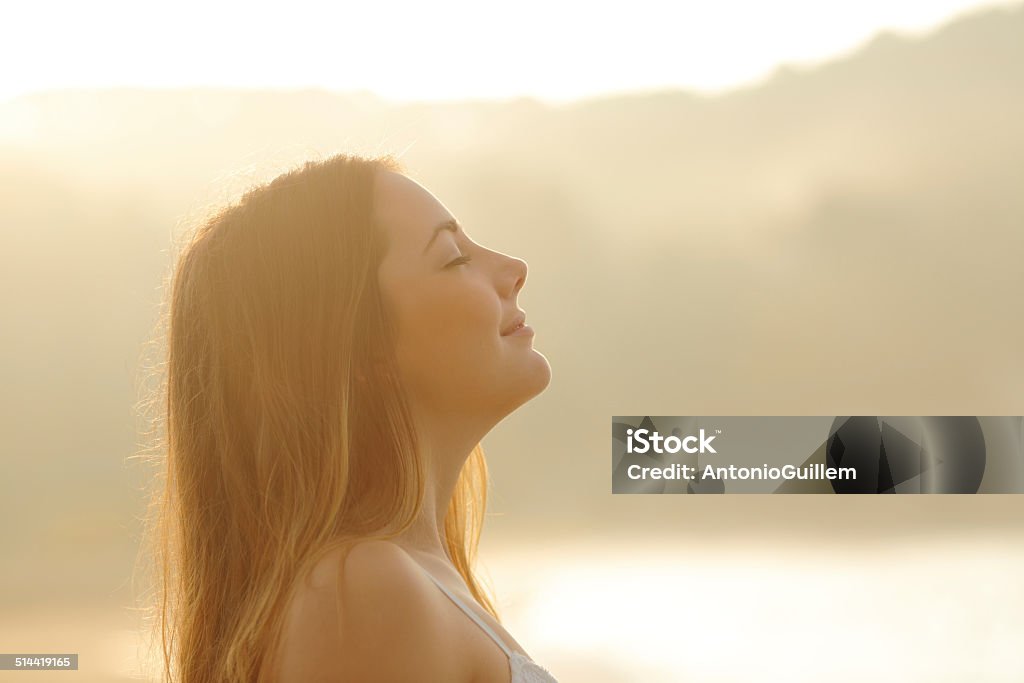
[[394, 280, 498, 384]]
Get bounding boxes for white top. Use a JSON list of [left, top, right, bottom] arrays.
[[416, 566, 559, 683]]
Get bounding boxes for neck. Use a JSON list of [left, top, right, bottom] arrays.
[[389, 405, 493, 565], [390, 468, 454, 562]]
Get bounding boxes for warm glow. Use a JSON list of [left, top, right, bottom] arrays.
[[488, 540, 1024, 682], [2, 0, 1017, 104]]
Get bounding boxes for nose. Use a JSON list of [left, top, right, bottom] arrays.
[[502, 254, 528, 299]]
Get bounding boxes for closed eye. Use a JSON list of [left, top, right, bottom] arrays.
[[445, 255, 472, 268]]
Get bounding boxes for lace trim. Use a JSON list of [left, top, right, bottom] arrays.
[[509, 651, 559, 683]]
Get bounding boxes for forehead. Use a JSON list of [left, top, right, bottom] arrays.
[[372, 170, 455, 257]]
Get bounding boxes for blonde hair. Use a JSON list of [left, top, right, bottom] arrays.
[[137, 152, 498, 683]]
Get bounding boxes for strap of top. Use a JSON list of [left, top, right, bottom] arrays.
[[416, 565, 513, 659]]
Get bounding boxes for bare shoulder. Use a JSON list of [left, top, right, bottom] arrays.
[[276, 540, 470, 683]]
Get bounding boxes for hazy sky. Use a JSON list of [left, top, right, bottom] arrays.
[[3, 0, 1018, 104]]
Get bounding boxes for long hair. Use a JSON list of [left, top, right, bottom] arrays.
[[136, 152, 499, 683]]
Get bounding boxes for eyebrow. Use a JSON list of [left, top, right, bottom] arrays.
[[422, 218, 460, 255]]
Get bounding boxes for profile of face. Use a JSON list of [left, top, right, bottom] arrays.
[[373, 170, 552, 426]]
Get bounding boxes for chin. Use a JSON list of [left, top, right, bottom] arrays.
[[516, 350, 553, 401], [456, 352, 553, 419]]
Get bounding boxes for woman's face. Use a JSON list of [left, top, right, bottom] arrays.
[[373, 170, 552, 423]]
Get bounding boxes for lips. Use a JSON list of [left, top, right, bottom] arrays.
[[501, 312, 526, 336]]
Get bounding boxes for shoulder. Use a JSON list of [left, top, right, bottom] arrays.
[[276, 539, 471, 683]]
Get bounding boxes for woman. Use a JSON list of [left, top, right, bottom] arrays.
[[141, 153, 558, 682]]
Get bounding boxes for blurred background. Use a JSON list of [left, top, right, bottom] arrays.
[[2, 0, 1023, 680]]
